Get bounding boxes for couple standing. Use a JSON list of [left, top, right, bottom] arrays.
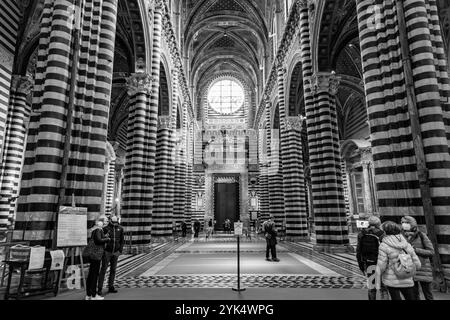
[[263, 216, 280, 262], [85, 215, 124, 300]]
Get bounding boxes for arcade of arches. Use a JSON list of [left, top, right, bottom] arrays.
[[1, 0, 450, 295]]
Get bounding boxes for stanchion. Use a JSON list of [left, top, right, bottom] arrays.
[[232, 233, 246, 292]]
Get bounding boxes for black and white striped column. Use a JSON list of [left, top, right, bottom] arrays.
[[185, 119, 195, 231], [267, 101, 285, 230], [356, 0, 450, 279], [13, 0, 118, 246], [277, 64, 309, 240], [121, 73, 155, 247], [0, 75, 32, 231], [307, 72, 349, 251], [258, 116, 270, 222], [152, 114, 176, 240]]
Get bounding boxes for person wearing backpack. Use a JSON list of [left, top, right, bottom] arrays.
[[356, 216, 388, 300], [375, 221, 421, 300], [401, 215, 435, 300]]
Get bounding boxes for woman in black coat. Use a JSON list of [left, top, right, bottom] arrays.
[[85, 216, 110, 300]]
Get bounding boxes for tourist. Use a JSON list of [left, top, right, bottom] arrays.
[[356, 216, 388, 300], [181, 221, 187, 237], [375, 221, 421, 300], [206, 219, 213, 240], [85, 216, 110, 300], [193, 219, 201, 238], [401, 215, 435, 300], [97, 215, 124, 296], [262, 216, 279, 262]]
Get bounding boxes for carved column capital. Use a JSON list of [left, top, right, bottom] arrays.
[[158, 115, 175, 129], [126, 73, 153, 96], [11, 75, 33, 95], [285, 115, 306, 131], [310, 72, 341, 95]]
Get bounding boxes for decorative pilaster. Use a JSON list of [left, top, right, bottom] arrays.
[[0, 75, 33, 232], [307, 72, 349, 252]]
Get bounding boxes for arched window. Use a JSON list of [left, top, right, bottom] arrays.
[[207, 79, 244, 114]]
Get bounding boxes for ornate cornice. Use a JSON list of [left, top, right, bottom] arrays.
[[126, 73, 153, 96], [310, 72, 341, 95]]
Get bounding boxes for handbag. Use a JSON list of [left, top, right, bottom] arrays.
[[82, 229, 104, 261]]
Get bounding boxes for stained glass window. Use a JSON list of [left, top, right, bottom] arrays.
[[208, 79, 244, 114]]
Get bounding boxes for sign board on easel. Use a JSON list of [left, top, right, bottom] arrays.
[[234, 222, 243, 236], [55, 205, 88, 294], [56, 206, 87, 247]]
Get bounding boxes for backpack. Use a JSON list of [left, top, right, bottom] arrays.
[[393, 248, 416, 279], [360, 233, 380, 264]]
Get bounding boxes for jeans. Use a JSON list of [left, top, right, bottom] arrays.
[[414, 281, 434, 300], [98, 251, 119, 292], [86, 259, 101, 297], [265, 239, 277, 259], [387, 286, 417, 300]]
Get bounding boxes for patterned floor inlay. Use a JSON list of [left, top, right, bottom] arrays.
[[114, 274, 367, 289]]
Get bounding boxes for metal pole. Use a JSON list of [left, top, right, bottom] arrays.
[[232, 235, 245, 292], [396, 0, 447, 292], [53, 1, 82, 250]]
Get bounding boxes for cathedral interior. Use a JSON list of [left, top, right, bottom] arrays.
[[0, 0, 450, 300]]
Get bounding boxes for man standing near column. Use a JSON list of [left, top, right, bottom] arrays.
[[98, 216, 124, 295], [263, 215, 279, 262]]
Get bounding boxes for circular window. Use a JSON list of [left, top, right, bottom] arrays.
[[207, 79, 244, 114]]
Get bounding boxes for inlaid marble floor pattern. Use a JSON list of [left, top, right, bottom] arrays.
[[103, 236, 367, 290]]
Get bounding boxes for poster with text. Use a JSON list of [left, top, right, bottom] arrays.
[[28, 246, 46, 270], [50, 250, 65, 270], [56, 206, 88, 247]]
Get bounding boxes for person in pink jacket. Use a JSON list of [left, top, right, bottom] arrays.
[[375, 221, 421, 300]]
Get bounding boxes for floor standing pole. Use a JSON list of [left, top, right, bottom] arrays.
[[232, 235, 245, 292]]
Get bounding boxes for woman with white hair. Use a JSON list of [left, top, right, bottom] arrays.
[[85, 215, 110, 300]]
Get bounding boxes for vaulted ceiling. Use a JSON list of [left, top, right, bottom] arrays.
[[183, 0, 269, 105]]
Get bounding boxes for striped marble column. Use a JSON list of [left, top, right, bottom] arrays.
[[356, 0, 450, 280], [267, 102, 285, 230], [104, 157, 116, 216], [172, 73, 186, 228], [13, 0, 118, 246], [184, 119, 195, 231], [0, 0, 20, 177], [121, 73, 155, 247], [257, 118, 270, 222], [307, 72, 349, 251], [277, 65, 309, 240], [0, 75, 32, 232], [340, 160, 351, 218], [152, 113, 176, 240]]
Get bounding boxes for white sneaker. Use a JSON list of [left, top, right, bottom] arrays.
[[85, 296, 91, 300], [91, 295, 104, 300]]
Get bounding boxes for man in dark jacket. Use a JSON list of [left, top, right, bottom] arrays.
[[262, 216, 279, 262], [356, 215, 388, 300], [98, 215, 124, 295]]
